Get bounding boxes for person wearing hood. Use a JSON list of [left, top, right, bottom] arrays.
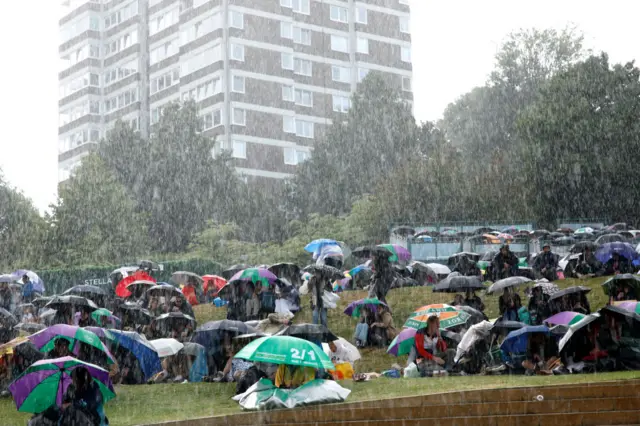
[[574, 246, 600, 277], [464, 290, 485, 312], [314, 244, 344, 269], [605, 253, 631, 275], [493, 246, 519, 280], [453, 256, 481, 278], [499, 287, 521, 321], [533, 244, 558, 281]]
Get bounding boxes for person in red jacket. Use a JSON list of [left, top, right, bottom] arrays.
[[407, 316, 450, 376]]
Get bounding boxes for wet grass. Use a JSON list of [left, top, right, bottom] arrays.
[[0, 276, 621, 425]]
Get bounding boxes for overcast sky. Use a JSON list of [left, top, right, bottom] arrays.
[[0, 0, 638, 212]]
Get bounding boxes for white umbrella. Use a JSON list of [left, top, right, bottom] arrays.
[[171, 271, 204, 285], [322, 337, 361, 363], [150, 338, 184, 358], [426, 263, 451, 276], [455, 320, 493, 363]]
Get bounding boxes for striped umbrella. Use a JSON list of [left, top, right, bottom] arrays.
[[404, 304, 471, 330]]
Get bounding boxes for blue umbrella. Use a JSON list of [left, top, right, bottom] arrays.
[[304, 239, 338, 254], [595, 242, 639, 263], [12, 270, 45, 293], [500, 325, 549, 355], [109, 330, 162, 381]]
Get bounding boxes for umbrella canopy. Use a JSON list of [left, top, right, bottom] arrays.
[[404, 304, 471, 330], [559, 314, 601, 353], [0, 307, 17, 324], [91, 308, 121, 328], [501, 325, 550, 355], [531, 279, 561, 296], [275, 324, 338, 343], [9, 356, 115, 414], [28, 324, 115, 364], [0, 274, 15, 283], [600, 305, 640, 324], [386, 327, 419, 356], [149, 338, 184, 358], [322, 337, 360, 363], [12, 270, 45, 293], [62, 285, 108, 298], [32, 297, 53, 309], [83, 327, 115, 343], [202, 275, 227, 295], [45, 295, 98, 312], [302, 264, 344, 281], [595, 234, 625, 245], [229, 268, 278, 287], [544, 311, 586, 326], [377, 244, 411, 263], [426, 263, 451, 276], [171, 271, 204, 286], [14, 323, 46, 333], [153, 312, 195, 328], [304, 239, 338, 254], [114, 303, 153, 325], [486, 277, 532, 295], [146, 284, 185, 299], [433, 275, 484, 293], [491, 320, 526, 335], [235, 335, 334, 370], [343, 298, 387, 318], [109, 330, 162, 380], [569, 241, 599, 254], [595, 242, 639, 263], [574, 227, 595, 235], [0, 337, 42, 362], [125, 279, 156, 292], [548, 286, 591, 301], [602, 274, 640, 296], [614, 301, 640, 315], [352, 245, 393, 260], [268, 264, 302, 287], [192, 320, 262, 351], [222, 264, 250, 280], [115, 272, 157, 298], [447, 252, 481, 266], [392, 226, 416, 236]]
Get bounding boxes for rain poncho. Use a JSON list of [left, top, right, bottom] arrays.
[[188, 344, 208, 383], [314, 244, 343, 266]]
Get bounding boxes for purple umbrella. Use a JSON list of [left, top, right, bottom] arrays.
[[378, 244, 412, 263], [386, 327, 417, 356], [344, 298, 388, 317], [544, 311, 586, 326], [28, 324, 116, 364], [8, 356, 115, 413], [595, 242, 639, 263]]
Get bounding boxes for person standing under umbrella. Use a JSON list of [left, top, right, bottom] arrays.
[[21, 275, 35, 304], [368, 254, 395, 303], [308, 275, 328, 327]]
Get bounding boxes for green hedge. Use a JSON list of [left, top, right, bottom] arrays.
[[36, 258, 223, 296]]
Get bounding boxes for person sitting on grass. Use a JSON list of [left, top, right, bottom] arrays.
[[369, 305, 397, 347], [521, 333, 559, 375], [60, 367, 108, 426], [407, 316, 452, 376], [274, 364, 316, 389]]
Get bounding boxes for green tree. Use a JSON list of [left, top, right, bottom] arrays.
[[45, 154, 150, 266]]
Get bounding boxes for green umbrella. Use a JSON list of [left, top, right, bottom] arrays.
[[235, 336, 334, 370]]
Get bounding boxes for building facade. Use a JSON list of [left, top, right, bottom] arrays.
[[58, 0, 412, 183]]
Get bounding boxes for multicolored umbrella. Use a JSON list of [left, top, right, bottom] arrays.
[[377, 244, 411, 263], [8, 356, 116, 414], [404, 304, 471, 330], [91, 308, 121, 329], [544, 311, 586, 326], [28, 324, 115, 364], [115, 271, 156, 298], [343, 298, 388, 318], [386, 327, 419, 356], [574, 227, 594, 235], [235, 335, 334, 370], [304, 239, 338, 254], [333, 277, 351, 292], [229, 268, 278, 287], [614, 301, 640, 315]]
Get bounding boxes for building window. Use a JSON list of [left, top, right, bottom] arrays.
[[399, 16, 410, 33], [283, 116, 295, 133], [401, 46, 411, 62], [402, 76, 412, 91], [332, 66, 350, 83], [150, 38, 178, 65], [331, 35, 349, 53], [330, 5, 348, 23], [294, 89, 313, 107], [356, 7, 368, 24], [232, 75, 245, 93], [104, 30, 138, 57], [229, 10, 244, 29], [232, 108, 246, 125], [150, 7, 178, 35], [281, 53, 294, 70], [282, 85, 294, 101], [296, 120, 314, 138], [280, 0, 292, 7], [230, 44, 245, 61], [180, 45, 222, 76], [293, 27, 311, 45], [294, 58, 312, 76], [284, 147, 310, 165], [358, 67, 369, 82], [103, 59, 138, 87], [150, 69, 180, 94], [180, 13, 221, 45], [281, 22, 293, 39], [292, 0, 310, 14], [104, 87, 138, 114], [182, 76, 222, 102], [202, 108, 222, 130], [232, 140, 246, 158], [357, 37, 369, 54], [332, 95, 350, 113]]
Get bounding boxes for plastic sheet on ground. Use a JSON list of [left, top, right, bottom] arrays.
[[232, 378, 350, 410]]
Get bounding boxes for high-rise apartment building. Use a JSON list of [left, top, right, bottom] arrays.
[[58, 0, 412, 183]]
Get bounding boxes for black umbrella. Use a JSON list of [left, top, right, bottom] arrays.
[[457, 305, 486, 324], [32, 297, 54, 309], [222, 264, 250, 280], [302, 264, 344, 280], [480, 251, 497, 262], [275, 323, 338, 343], [602, 274, 640, 295], [352, 245, 393, 260], [115, 302, 154, 325], [268, 263, 302, 287], [569, 241, 599, 254], [548, 286, 591, 301], [433, 275, 484, 293], [63, 285, 108, 297], [192, 320, 262, 351], [473, 227, 497, 235], [595, 234, 625, 244], [154, 312, 196, 329], [392, 226, 416, 236], [146, 284, 185, 299], [600, 305, 640, 324], [447, 252, 480, 266], [0, 308, 17, 326], [181, 342, 205, 357], [45, 296, 98, 312], [486, 277, 532, 295], [491, 320, 526, 334], [14, 322, 46, 333]]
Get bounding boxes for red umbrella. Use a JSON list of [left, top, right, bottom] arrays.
[[202, 275, 227, 296], [115, 272, 156, 298]]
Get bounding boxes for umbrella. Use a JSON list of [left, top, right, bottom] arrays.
[[222, 264, 250, 280], [8, 356, 116, 414], [14, 323, 46, 333], [91, 308, 121, 328], [352, 245, 393, 260], [125, 279, 156, 293], [150, 338, 184, 358], [0, 307, 17, 324], [497, 233, 514, 240], [28, 324, 115, 364], [302, 264, 344, 281], [574, 227, 594, 235], [569, 241, 599, 254], [343, 298, 388, 318], [405, 304, 471, 330], [447, 252, 481, 266], [486, 276, 532, 295], [408, 261, 438, 284], [595, 242, 638, 263], [171, 271, 204, 286], [602, 274, 640, 296], [614, 301, 640, 315], [595, 234, 625, 245], [0, 337, 43, 363], [491, 320, 526, 334], [229, 268, 278, 287], [454, 320, 494, 363], [501, 325, 550, 355], [304, 239, 338, 254], [83, 327, 115, 343], [377, 244, 411, 263], [322, 337, 360, 363], [433, 275, 484, 293], [154, 312, 195, 328], [146, 284, 185, 299], [275, 324, 338, 343], [548, 286, 591, 301], [268, 264, 302, 286], [332, 277, 351, 292], [110, 266, 138, 280], [531, 279, 561, 296], [115, 271, 156, 298], [600, 305, 640, 324], [544, 312, 586, 326], [386, 327, 419, 356], [62, 285, 108, 298], [202, 275, 227, 296], [45, 296, 98, 312], [235, 335, 334, 370], [192, 320, 262, 351], [0, 274, 15, 283], [457, 305, 486, 324], [392, 226, 416, 236], [12, 270, 45, 293], [109, 330, 162, 381], [426, 263, 451, 276], [32, 297, 53, 309], [558, 314, 601, 353]]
